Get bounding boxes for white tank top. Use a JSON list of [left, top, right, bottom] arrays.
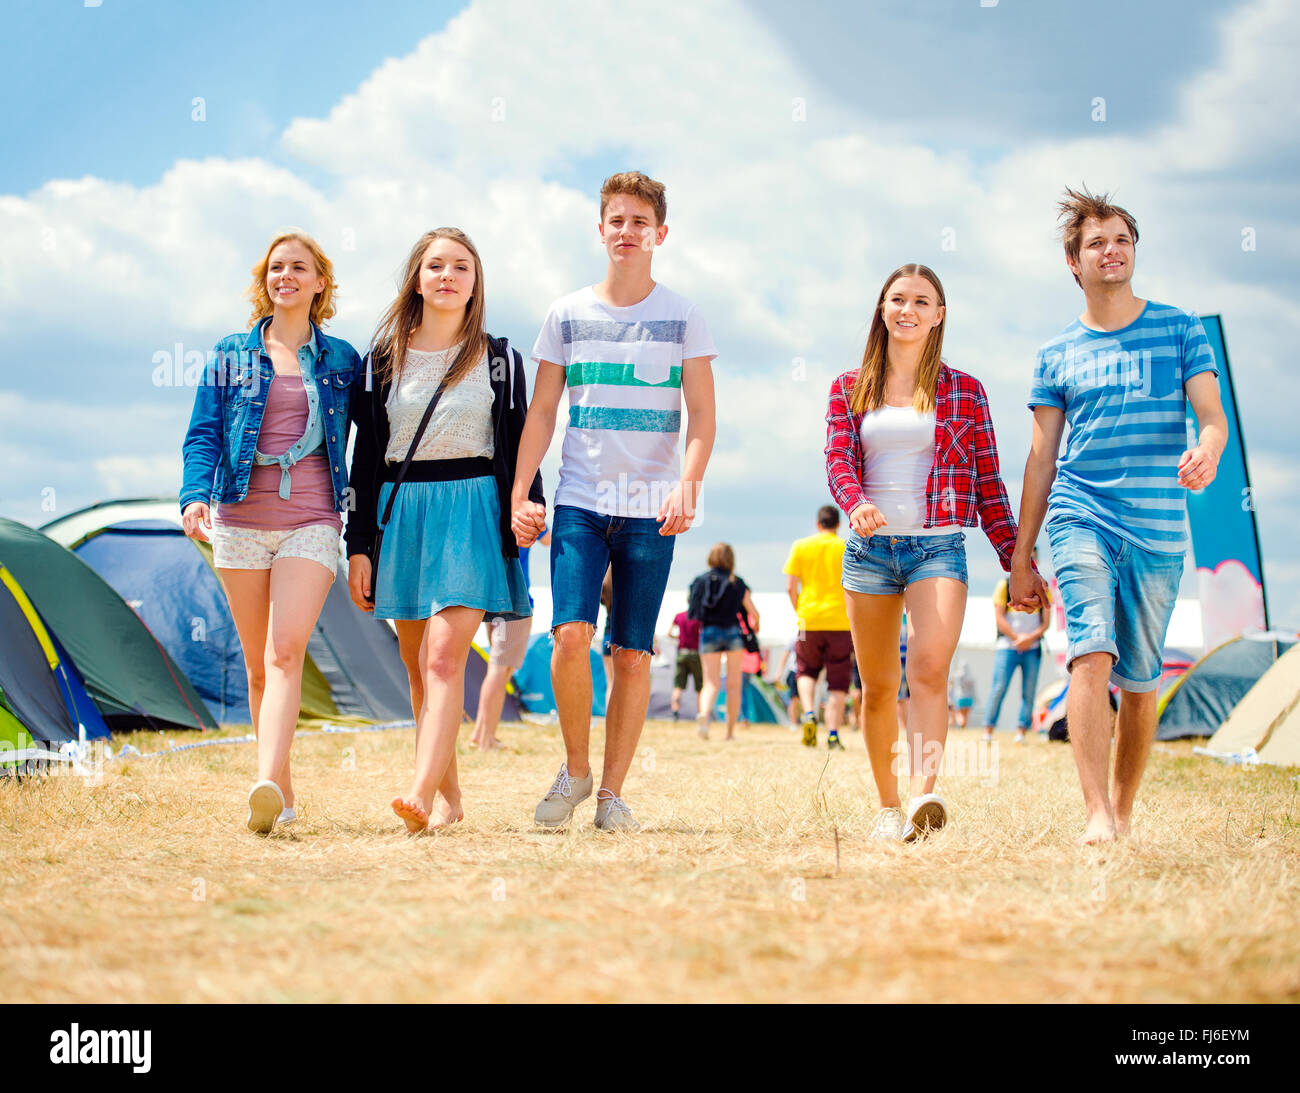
[[858, 406, 959, 536]]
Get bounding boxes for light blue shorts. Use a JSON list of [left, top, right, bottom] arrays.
[[1046, 515, 1183, 692], [841, 532, 968, 596]]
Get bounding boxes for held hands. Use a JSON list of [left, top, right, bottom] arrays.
[[512, 496, 547, 548], [1009, 562, 1051, 613], [182, 502, 212, 542], [657, 480, 699, 537], [848, 502, 887, 538], [348, 555, 374, 614], [1178, 444, 1220, 492]]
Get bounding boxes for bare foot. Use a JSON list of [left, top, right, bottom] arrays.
[[1113, 814, 1131, 838], [429, 795, 465, 831], [391, 796, 430, 834], [1078, 814, 1117, 846], [476, 737, 506, 751]]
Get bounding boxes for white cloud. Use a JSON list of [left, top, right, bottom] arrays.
[[1, 0, 1297, 619]]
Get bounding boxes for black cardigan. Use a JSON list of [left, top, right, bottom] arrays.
[[343, 333, 545, 561]]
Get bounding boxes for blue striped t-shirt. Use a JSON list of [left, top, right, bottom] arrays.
[[1028, 301, 1217, 554]]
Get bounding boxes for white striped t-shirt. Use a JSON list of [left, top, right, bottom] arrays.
[[532, 284, 717, 517]]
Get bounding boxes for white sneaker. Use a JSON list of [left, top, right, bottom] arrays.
[[534, 764, 593, 827], [594, 790, 641, 832], [279, 807, 297, 825], [696, 720, 709, 741], [902, 793, 948, 843], [870, 807, 904, 842], [247, 780, 284, 834]]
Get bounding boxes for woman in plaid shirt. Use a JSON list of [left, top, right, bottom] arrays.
[[825, 263, 1047, 844]]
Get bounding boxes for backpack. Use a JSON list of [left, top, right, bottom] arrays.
[[688, 570, 730, 622]]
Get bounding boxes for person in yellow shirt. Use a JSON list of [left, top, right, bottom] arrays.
[[783, 506, 852, 749]]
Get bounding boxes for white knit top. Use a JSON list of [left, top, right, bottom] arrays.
[[385, 344, 494, 463]]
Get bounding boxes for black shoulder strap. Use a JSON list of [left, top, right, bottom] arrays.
[[377, 383, 447, 530]]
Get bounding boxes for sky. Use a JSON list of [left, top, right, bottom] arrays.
[[1, 0, 1297, 630]]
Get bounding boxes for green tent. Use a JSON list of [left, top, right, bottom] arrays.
[[0, 518, 216, 732]]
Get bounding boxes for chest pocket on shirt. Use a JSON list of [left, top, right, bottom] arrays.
[[632, 360, 672, 386], [940, 419, 973, 465]]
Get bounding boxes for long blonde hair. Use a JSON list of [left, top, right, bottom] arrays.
[[848, 263, 946, 415], [246, 229, 337, 329], [370, 228, 487, 388]]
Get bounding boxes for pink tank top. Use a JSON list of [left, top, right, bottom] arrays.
[[218, 374, 341, 532]]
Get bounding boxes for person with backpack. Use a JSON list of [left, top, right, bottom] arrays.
[[181, 229, 360, 835], [688, 543, 760, 741], [345, 227, 542, 834]]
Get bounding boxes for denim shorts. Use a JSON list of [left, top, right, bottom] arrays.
[[1047, 515, 1183, 692], [840, 531, 968, 595], [550, 504, 674, 655], [699, 624, 745, 653]]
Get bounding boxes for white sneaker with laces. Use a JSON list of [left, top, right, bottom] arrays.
[[534, 763, 593, 827], [902, 793, 948, 843], [594, 790, 641, 832], [870, 806, 904, 842]]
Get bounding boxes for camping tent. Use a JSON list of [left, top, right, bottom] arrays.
[[1204, 642, 1300, 766], [41, 500, 413, 726], [0, 518, 216, 732], [1157, 632, 1296, 741], [515, 633, 607, 717], [645, 659, 784, 723], [0, 564, 110, 766]]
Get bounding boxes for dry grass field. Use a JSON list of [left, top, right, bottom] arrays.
[[2, 717, 1298, 1003]]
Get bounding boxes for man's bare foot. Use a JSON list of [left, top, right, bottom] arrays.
[[391, 796, 430, 834], [1113, 814, 1131, 838], [1078, 813, 1117, 845], [476, 737, 506, 751], [429, 795, 464, 831]]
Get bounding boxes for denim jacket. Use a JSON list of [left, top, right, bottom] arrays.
[[180, 317, 361, 514]]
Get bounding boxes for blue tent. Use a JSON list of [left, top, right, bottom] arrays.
[[43, 502, 413, 727], [73, 520, 249, 721], [515, 632, 607, 717]]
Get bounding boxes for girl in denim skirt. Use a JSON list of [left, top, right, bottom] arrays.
[[824, 263, 1047, 844], [346, 228, 542, 834], [687, 542, 760, 742], [180, 229, 361, 834]]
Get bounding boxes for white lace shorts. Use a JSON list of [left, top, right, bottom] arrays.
[[210, 521, 339, 577]]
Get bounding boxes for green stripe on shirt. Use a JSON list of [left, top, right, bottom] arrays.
[[566, 361, 682, 388]]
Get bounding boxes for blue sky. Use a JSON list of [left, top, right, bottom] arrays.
[[2, 0, 1296, 634]]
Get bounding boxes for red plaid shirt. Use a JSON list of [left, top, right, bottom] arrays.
[[824, 364, 1021, 570]]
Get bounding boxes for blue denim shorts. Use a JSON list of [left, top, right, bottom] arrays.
[[550, 504, 674, 655], [699, 624, 744, 653], [841, 532, 968, 595], [1047, 516, 1183, 692]]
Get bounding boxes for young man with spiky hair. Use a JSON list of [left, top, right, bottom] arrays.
[[512, 171, 717, 832], [1010, 187, 1229, 845]]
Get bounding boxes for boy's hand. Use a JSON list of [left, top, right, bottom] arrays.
[[1178, 444, 1219, 491], [1009, 562, 1049, 611], [657, 480, 698, 536], [512, 498, 547, 547]]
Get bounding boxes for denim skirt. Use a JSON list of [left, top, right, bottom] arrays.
[[373, 476, 531, 622]]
